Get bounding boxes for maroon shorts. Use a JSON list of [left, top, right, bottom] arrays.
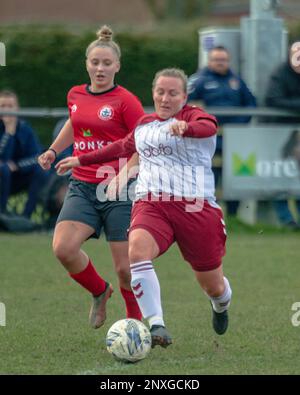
[[129, 196, 227, 272]]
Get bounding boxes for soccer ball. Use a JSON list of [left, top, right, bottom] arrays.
[[106, 319, 152, 363]]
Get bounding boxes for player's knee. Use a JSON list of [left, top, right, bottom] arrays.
[[203, 282, 225, 298], [128, 234, 155, 263], [128, 243, 148, 263], [52, 239, 78, 264]]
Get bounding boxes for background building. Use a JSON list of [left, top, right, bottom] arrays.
[[0, 0, 154, 26]]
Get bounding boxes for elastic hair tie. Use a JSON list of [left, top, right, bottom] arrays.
[[48, 148, 57, 159]]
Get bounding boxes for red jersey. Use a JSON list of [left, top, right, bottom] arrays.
[[68, 84, 144, 184]]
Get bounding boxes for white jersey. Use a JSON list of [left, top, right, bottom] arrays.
[[79, 105, 218, 202], [134, 108, 217, 200]]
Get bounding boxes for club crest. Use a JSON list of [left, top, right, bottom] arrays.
[[98, 105, 114, 121]]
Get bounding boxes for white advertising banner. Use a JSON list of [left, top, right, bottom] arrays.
[[223, 125, 300, 199]]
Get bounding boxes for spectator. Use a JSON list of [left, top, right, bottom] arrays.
[[0, 90, 49, 218], [188, 46, 256, 216], [265, 42, 300, 229]]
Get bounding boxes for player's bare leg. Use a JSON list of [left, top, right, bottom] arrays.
[[109, 241, 142, 320], [53, 221, 94, 273], [128, 228, 172, 348], [53, 221, 113, 328], [194, 266, 232, 335]]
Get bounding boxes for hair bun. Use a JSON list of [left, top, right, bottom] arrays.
[[96, 25, 113, 42]]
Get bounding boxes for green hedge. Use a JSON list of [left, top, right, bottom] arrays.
[[0, 28, 198, 106], [1, 22, 300, 145], [0, 26, 198, 144], [1, 22, 300, 108]]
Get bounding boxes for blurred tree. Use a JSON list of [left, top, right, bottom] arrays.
[[183, 0, 212, 18], [144, 0, 167, 20]]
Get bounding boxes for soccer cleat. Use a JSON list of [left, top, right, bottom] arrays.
[[150, 325, 172, 348], [89, 282, 114, 329], [211, 306, 229, 335]]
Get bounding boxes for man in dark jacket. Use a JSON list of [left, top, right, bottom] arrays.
[[265, 42, 300, 228], [265, 42, 300, 122], [0, 90, 49, 218], [188, 46, 256, 216]]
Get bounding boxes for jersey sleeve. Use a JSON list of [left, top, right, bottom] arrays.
[[79, 131, 137, 166], [182, 106, 218, 138]]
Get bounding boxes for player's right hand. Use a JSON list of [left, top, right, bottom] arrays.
[[169, 121, 188, 136], [38, 150, 56, 170], [55, 156, 80, 175]]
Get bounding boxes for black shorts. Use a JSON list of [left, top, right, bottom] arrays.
[[56, 178, 133, 241]]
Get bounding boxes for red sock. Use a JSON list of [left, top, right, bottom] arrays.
[[120, 287, 143, 320], [70, 260, 107, 296]]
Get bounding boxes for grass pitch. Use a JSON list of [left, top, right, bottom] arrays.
[[0, 229, 299, 375]]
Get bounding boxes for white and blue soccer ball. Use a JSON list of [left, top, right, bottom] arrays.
[[106, 319, 152, 363]]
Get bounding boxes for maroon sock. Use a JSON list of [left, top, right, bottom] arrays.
[[120, 287, 143, 320], [70, 260, 107, 296]]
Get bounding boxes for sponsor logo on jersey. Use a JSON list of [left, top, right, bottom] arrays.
[[81, 128, 93, 137], [98, 105, 114, 121], [71, 104, 77, 113], [142, 144, 173, 158], [74, 140, 113, 151]]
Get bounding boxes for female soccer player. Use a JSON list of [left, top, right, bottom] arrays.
[[55, 68, 232, 347], [38, 25, 144, 329]]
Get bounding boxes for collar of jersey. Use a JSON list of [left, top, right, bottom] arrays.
[[85, 84, 118, 96], [155, 105, 186, 122]]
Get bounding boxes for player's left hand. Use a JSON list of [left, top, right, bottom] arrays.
[[169, 121, 188, 136], [55, 156, 80, 175]]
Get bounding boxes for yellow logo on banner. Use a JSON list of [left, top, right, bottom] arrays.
[[233, 153, 256, 176]]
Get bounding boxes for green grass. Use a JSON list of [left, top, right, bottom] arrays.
[[0, 231, 299, 375]]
